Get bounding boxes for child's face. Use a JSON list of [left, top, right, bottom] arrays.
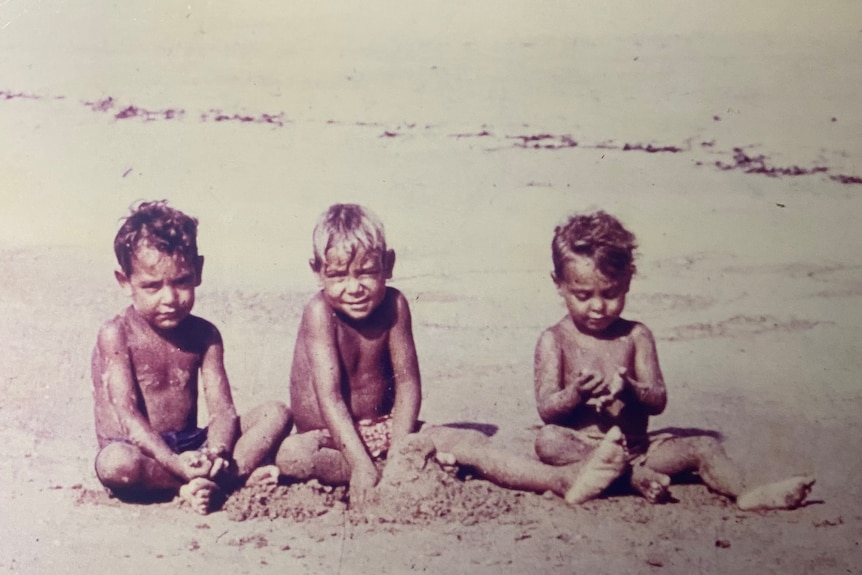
[[116, 244, 203, 331], [317, 245, 393, 321], [554, 254, 629, 335]]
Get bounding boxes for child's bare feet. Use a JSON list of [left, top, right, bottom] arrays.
[[179, 477, 218, 515], [565, 426, 627, 504], [631, 464, 671, 504], [246, 465, 280, 489], [736, 476, 816, 511]]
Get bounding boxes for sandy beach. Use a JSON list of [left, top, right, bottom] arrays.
[[2, 1, 862, 573]]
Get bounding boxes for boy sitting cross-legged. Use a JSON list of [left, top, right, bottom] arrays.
[[92, 200, 292, 514], [276, 203, 627, 506]]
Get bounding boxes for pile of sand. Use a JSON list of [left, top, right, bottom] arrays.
[[223, 481, 348, 522], [223, 435, 525, 526]]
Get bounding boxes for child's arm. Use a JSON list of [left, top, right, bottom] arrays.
[[387, 291, 421, 447], [198, 324, 240, 470], [96, 322, 212, 481], [621, 323, 667, 415], [303, 299, 379, 497], [534, 330, 605, 423]]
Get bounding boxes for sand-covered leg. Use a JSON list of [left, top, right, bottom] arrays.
[[246, 465, 280, 489], [565, 426, 627, 504], [630, 463, 671, 504], [736, 476, 815, 511], [179, 477, 218, 515]]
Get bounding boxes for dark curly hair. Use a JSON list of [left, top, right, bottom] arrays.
[[551, 210, 637, 283], [114, 200, 199, 276]]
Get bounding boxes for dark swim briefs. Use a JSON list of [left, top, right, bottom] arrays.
[[161, 427, 208, 454], [103, 427, 208, 454]]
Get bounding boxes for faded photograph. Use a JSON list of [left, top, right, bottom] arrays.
[[1, 1, 860, 573]]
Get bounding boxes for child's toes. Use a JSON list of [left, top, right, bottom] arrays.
[[246, 465, 280, 488], [179, 477, 218, 515], [632, 468, 671, 504], [605, 426, 624, 445], [435, 452, 456, 467], [643, 477, 671, 504]]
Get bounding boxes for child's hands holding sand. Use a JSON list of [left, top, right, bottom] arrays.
[[200, 447, 233, 480], [583, 367, 627, 415], [176, 450, 215, 481]]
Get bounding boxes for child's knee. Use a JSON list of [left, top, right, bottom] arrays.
[[535, 425, 589, 466], [274, 434, 320, 478], [95, 442, 144, 488], [535, 425, 563, 457], [256, 400, 293, 430]]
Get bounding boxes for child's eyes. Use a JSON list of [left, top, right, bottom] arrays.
[[570, 290, 621, 301]]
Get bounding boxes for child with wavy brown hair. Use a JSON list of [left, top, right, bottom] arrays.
[[533, 210, 815, 510]]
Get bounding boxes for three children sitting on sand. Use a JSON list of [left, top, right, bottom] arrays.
[[91, 200, 814, 514]]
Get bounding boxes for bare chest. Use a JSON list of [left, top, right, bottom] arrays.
[[561, 335, 635, 381], [127, 339, 202, 394], [335, 323, 392, 380]]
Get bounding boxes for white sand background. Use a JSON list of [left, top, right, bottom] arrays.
[[2, 1, 862, 573]]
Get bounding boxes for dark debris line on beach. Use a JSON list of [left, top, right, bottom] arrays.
[[2, 87, 860, 185]]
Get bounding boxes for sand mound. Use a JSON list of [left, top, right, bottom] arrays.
[[223, 481, 348, 522], [224, 435, 525, 525], [358, 435, 527, 526]]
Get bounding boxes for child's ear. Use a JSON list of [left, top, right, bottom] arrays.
[[194, 255, 205, 286], [551, 271, 566, 296], [309, 258, 324, 288], [115, 269, 133, 297], [383, 249, 396, 279]]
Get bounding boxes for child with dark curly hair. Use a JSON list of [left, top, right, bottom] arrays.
[[533, 210, 815, 510], [92, 200, 291, 514]]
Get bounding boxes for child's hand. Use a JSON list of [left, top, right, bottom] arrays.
[[177, 450, 214, 480], [349, 462, 381, 508], [608, 367, 627, 397], [201, 447, 232, 480], [586, 367, 628, 414], [572, 369, 608, 399]]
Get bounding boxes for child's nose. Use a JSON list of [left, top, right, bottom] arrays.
[[345, 275, 363, 294], [589, 297, 606, 313], [160, 285, 179, 305]]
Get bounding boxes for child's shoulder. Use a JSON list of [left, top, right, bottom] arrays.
[[96, 307, 220, 351]]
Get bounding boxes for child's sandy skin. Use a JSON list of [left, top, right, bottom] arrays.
[[533, 210, 815, 510], [92, 201, 291, 513], [277, 204, 626, 507]]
